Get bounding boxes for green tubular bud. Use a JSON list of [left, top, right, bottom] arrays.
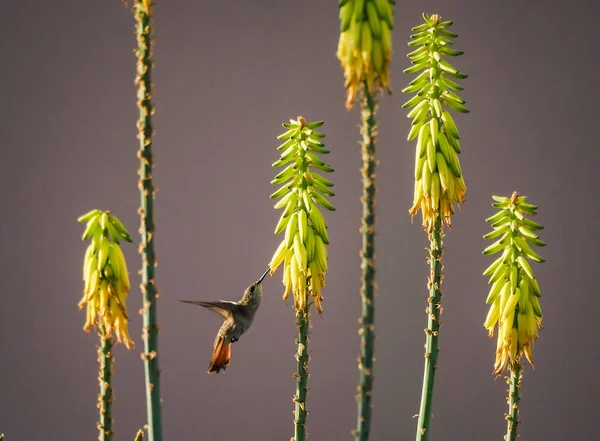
[[517, 202, 538, 215], [412, 106, 430, 126], [361, 21, 372, 63], [427, 140, 437, 174], [277, 128, 296, 140], [531, 295, 543, 317], [483, 226, 508, 240], [304, 121, 324, 129], [274, 211, 291, 235], [97, 236, 110, 271], [416, 123, 430, 158], [271, 168, 295, 186], [492, 195, 510, 203], [415, 151, 426, 180], [294, 233, 307, 270], [518, 225, 539, 240], [516, 255, 535, 280], [439, 46, 463, 56], [298, 208, 307, 243], [446, 132, 461, 153], [78, 209, 102, 223], [305, 151, 325, 167], [510, 265, 518, 295], [310, 161, 334, 173], [503, 287, 520, 319], [99, 212, 109, 231], [106, 221, 121, 244], [269, 239, 289, 272], [430, 172, 441, 209], [271, 156, 296, 168], [372, 39, 384, 72], [438, 59, 458, 75], [489, 261, 508, 285], [435, 36, 453, 46], [277, 137, 296, 151], [441, 110, 460, 139], [447, 148, 462, 177], [409, 70, 430, 87], [438, 132, 453, 165], [486, 278, 506, 304], [270, 183, 292, 199], [314, 234, 328, 271], [310, 172, 334, 187], [444, 98, 470, 113], [440, 77, 464, 91], [305, 226, 315, 263], [443, 90, 466, 104], [408, 34, 430, 47], [433, 99, 442, 117], [483, 256, 503, 277], [374, 0, 393, 28], [306, 143, 330, 155], [108, 215, 132, 242], [525, 236, 546, 247], [429, 118, 439, 148], [274, 191, 296, 210], [521, 217, 544, 231], [403, 61, 429, 74], [402, 81, 426, 94], [438, 28, 458, 39], [82, 215, 101, 241], [366, 1, 381, 39], [402, 93, 425, 109], [285, 212, 298, 248], [309, 205, 329, 244], [436, 156, 450, 191], [311, 190, 336, 211], [83, 243, 95, 279], [312, 179, 335, 197], [380, 20, 392, 54], [411, 22, 429, 32], [407, 119, 424, 141], [518, 277, 530, 313], [407, 99, 429, 118], [352, 0, 365, 20], [516, 237, 545, 263], [279, 143, 298, 162], [483, 238, 506, 255], [421, 161, 431, 195], [407, 45, 427, 59]]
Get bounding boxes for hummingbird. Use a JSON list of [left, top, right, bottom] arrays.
[[179, 268, 270, 374]]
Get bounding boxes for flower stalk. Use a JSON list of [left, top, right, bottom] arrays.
[[401, 14, 469, 441], [482, 192, 545, 439], [505, 361, 522, 441], [98, 332, 114, 441], [78, 209, 134, 439], [268, 117, 335, 441], [133, 1, 163, 440], [337, 3, 394, 440]]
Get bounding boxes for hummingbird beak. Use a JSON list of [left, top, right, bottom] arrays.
[[257, 268, 270, 284]]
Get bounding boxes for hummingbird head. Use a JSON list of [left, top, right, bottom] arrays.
[[242, 268, 270, 304]]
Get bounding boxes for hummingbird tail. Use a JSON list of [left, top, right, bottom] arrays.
[[207, 338, 231, 374]]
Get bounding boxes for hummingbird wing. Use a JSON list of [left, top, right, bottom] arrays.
[[179, 300, 237, 320]]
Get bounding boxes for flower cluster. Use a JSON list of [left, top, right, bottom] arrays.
[[78, 210, 134, 348], [268, 117, 335, 314]]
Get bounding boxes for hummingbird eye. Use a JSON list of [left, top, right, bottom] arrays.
[[249, 285, 255, 293]]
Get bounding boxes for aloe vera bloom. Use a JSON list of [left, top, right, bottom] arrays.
[[337, 0, 395, 109], [78, 209, 134, 348], [482, 192, 545, 374], [268, 117, 335, 314], [402, 13, 468, 234]]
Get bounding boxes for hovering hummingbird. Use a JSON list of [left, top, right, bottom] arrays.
[[179, 268, 270, 374]]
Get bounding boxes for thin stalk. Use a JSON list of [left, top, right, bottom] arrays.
[[293, 306, 310, 441], [355, 82, 378, 441], [415, 214, 443, 441], [134, 2, 163, 441], [505, 362, 522, 441], [98, 335, 114, 441]]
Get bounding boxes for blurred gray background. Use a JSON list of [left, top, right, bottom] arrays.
[[1, 0, 598, 440]]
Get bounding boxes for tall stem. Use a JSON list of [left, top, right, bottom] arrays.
[[134, 2, 163, 441], [505, 362, 522, 441], [415, 214, 443, 441], [293, 306, 310, 441], [355, 82, 378, 441], [98, 335, 114, 441]]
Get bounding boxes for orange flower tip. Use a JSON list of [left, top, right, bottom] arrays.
[[297, 116, 306, 128], [510, 191, 519, 204], [431, 14, 442, 24]]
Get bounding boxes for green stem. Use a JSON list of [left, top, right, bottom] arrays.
[[134, 2, 163, 441], [506, 362, 522, 441], [415, 214, 443, 441], [355, 82, 378, 441], [293, 306, 310, 441], [98, 335, 114, 441]]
